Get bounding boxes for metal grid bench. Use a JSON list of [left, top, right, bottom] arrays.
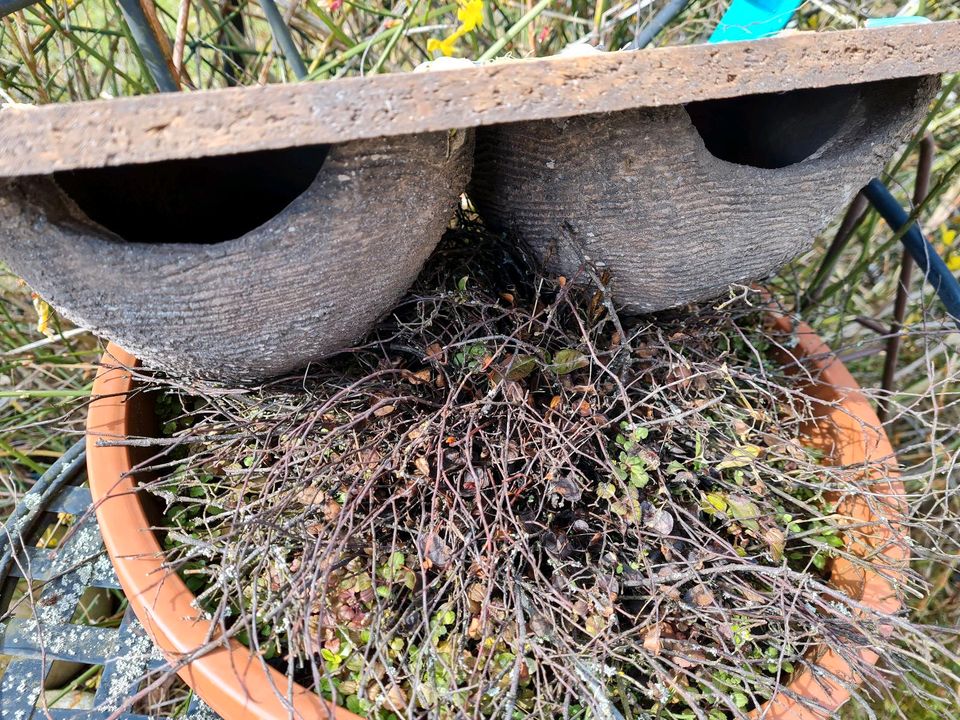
[[0, 444, 218, 720]]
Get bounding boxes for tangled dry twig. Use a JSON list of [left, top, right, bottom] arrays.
[[112, 217, 960, 720]]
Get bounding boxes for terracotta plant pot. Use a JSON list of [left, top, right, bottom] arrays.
[[87, 312, 906, 720], [469, 75, 937, 314], [2, 130, 472, 384]]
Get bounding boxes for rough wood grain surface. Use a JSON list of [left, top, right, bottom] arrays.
[[0, 21, 958, 177], [0, 130, 473, 382], [470, 76, 938, 313]]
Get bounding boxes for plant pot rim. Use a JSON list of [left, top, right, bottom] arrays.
[[86, 311, 907, 720]]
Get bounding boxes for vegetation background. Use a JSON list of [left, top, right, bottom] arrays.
[[0, 0, 958, 717]]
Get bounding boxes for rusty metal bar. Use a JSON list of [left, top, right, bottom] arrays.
[[877, 133, 936, 423]]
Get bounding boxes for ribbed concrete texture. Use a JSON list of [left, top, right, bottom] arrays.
[[0, 130, 473, 383], [470, 76, 937, 313]]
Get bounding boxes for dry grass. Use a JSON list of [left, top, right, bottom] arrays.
[[0, 268, 100, 516]]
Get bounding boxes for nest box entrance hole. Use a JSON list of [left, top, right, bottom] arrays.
[[53, 145, 329, 244], [684, 83, 863, 169]]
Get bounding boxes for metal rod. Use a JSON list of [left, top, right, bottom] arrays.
[[624, 0, 690, 51], [0, 439, 86, 584], [258, 0, 307, 80], [878, 133, 935, 423], [116, 0, 180, 92], [0, 0, 39, 17], [800, 191, 870, 311], [862, 178, 960, 325]]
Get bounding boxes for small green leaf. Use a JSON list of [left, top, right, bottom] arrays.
[[346, 695, 363, 714], [505, 354, 538, 380], [597, 482, 616, 499], [821, 533, 844, 548], [320, 648, 342, 668], [630, 467, 649, 488], [717, 444, 761, 470], [550, 349, 589, 375], [354, 572, 372, 592], [703, 493, 728, 513], [726, 494, 761, 532]]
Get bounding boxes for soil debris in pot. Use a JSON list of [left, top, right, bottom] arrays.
[[137, 215, 902, 720]]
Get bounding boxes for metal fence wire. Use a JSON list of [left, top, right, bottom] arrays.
[[0, 440, 218, 719]]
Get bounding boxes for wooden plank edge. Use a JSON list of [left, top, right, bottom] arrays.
[[0, 20, 958, 177]]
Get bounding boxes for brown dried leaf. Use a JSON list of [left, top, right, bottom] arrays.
[[467, 583, 487, 604], [382, 684, 407, 714], [548, 473, 583, 502], [419, 533, 452, 570], [373, 404, 395, 417], [414, 456, 431, 476], [403, 368, 432, 385], [686, 584, 715, 607], [467, 616, 483, 639], [643, 623, 663, 655], [322, 499, 341, 522], [764, 526, 786, 562]]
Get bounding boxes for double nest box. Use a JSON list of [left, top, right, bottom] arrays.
[[1, 21, 959, 382]]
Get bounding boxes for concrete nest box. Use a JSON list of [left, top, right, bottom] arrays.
[[470, 75, 938, 312], [0, 132, 473, 383], [0, 20, 958, 382]]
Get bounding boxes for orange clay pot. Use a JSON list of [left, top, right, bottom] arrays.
[[86, 313, 907, 720], [86, 346, 361, 720]]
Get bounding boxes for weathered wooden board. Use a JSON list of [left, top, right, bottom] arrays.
[[0, 21, 959, 177]]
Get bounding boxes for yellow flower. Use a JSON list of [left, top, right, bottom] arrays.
[[457, 0, 483, 31], [939, 225, 960, 272], [426, 35, 459, 57], [427, 0, 483, 57], [31, 292, 54, 337], [941, 224, 957, 247]]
